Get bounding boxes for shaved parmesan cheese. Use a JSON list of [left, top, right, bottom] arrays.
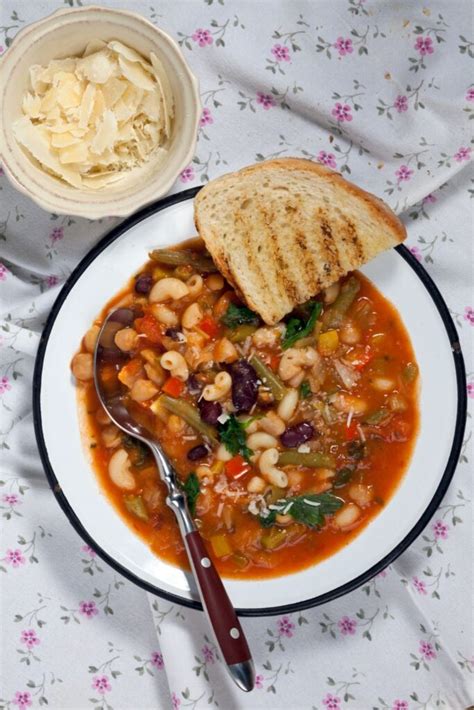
[[14, 40, 175, 190]]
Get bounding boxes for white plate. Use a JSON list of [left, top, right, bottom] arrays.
[[33, 188, 467, 615]]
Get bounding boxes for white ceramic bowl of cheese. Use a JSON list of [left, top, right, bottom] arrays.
[[0, 6, 201, 219]]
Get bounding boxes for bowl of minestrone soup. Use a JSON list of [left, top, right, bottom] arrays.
[[33, 188, 466, 614]]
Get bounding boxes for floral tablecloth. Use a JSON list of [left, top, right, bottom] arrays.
[[0, 1, 473, 709]]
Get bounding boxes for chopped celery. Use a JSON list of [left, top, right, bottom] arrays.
[[124, 495, 149, 521]]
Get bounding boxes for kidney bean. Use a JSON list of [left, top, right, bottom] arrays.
[[135, 274, 153, 294], [280, 422, 315, 448], [198, 399, 222, 425], [187, 444, 209, 461], [230, 360, 258, 413]]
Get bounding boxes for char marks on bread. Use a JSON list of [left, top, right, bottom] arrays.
[[194, 158, 406, 325]]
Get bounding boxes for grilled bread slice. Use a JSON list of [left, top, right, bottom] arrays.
[[194, 158, 406, 325]]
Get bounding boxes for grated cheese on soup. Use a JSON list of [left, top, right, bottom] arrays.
[[13, 40, 174, 190]]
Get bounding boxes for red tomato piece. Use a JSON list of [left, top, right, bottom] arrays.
[[352, 345, 373, 371], [135, 314, 163, 344], [269, 354, 280, 372], [345, 420, 359, 441], [199, 315, 220, 338], [225, 455, 250, 479], [162, 377, 184, 398]]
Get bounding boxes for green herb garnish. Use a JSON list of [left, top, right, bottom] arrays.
[[282, 301, 322, 349], [299, 380, 312, 399], [333, 466, 355, 488], [219, 415, 253, 461], [182, 472, 200, 516], [259, 492, 343, 529], [221, 303, 260, 328]]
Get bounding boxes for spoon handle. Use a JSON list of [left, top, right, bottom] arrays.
[[183, 530, 255, 692]]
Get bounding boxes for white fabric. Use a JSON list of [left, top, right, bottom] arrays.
[[1, 1, 472, 709]]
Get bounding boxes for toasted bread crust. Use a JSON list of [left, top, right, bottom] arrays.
[[194, 158, 406, 324]]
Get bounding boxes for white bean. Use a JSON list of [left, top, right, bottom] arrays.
[[333, 502, 361, 529], [130, 379, 158, 402], [246, 476, 266, 493], [371, 377, 395, 392], [216, 443, 233, 461], [348, 484, 374, 507]]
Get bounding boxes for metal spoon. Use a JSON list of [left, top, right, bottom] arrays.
[[94, 308, 255, 692]]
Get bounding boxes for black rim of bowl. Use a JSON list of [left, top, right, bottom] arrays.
[[32, 186, 467, 617]]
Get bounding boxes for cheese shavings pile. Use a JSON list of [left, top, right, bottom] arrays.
[[13, 40, 174, 190]]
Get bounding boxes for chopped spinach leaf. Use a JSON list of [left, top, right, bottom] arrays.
[[218, 415, 252, 461], [182, 472, 200, 516], [122, 435, 149, 468], [259, 492, 343, 529], [333, 466, 355, 488], [220, 303, 259, 328], [282, 301, 322, 349], [347, 440, 366, 460], [299, 380, 312, 399]]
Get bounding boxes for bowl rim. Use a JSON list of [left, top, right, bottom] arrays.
[[32, 187, 467, 616], [0, 5, 201, 219]]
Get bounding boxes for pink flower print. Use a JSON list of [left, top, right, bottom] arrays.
[[20, 629, 40, 649], [392, 701, 409, 710], [50, 226, 64, 243], [12, 692, 32, 709], [331, 103, 353, 122], [467, 382, 474, 399], [45, 275, 60, 289], [5, 549, 26, 567], [277, 615, 295, 637], [415, 36, 434, 56], [413, 576, 427, 594], [271, 43, 291, 62], [322, 693, 341, 710], [464, 306, 474, 325], [199, 108, 213, 126], [192, 29, 213, 47], [0, 376, 11, 395], [171, 692, 181, 710], [0, 47, 4, 57], [202, 644, 215, 664], [317, 150, 337, 169], [255, 674, 264, 689], [151, 651, 164, 670], [338, 615, 357, 635], [0, 262, 8, 281], [454, 146, 471, 162], [79, 600, 99, 618], [334, 37, 353, 56], [432, 520, 449, 539], [256, 92, 276, 110], [422, 193, 437, 204], [409, 246, 422, 261], [81, 544, 96, 557], [419, 640, 437, 660], [179, 166, 195, 183], [466, 87, 474, 102], [92, 675, 111, 694], [395, 165, 413, 182], [3, 493, 21, 505], [394, 95, 408, 113], [377, 569, 388, 578]]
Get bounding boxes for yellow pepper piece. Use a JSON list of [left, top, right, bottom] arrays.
[[318, 329, 339, 356], [210, 534, 232, 558]]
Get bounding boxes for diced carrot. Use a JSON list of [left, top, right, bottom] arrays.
[[198, 315, 220, 338], [225, 454, 250, 479], [135, 314, 163, 344], [345, 420, 358, 441], [162, 377, 184, 398]]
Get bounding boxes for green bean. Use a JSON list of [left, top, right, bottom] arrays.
[[158, 394, 219, 445], [363, 408, 391, 425], [124, 495, 149, 521], [249, 353, 287, 401], [227, 324, 259, 343], [323, 276, 361, 329], [149, 249, 218, 273], [261, 528, 287, 550], [278, 451, 336, 468]]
